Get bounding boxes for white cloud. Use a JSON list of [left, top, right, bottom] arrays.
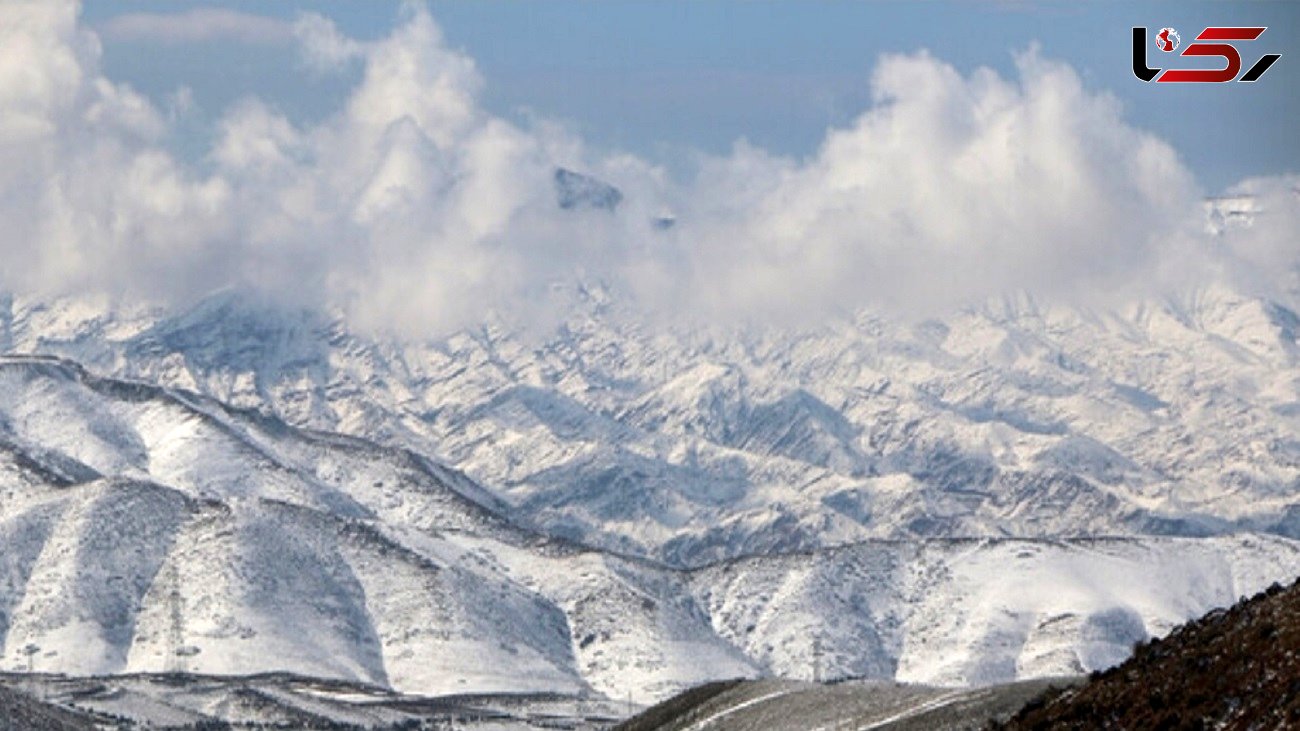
[[1215, 176, 1300, 304], [0, 0, 233, 298], [292, 12, 367, 72], [99, 8, 293, 45], [0, 1, 1295, 338], [653, 49, 1208, 320]]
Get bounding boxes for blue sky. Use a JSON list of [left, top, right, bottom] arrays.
[[81, 1, 1299, 192]]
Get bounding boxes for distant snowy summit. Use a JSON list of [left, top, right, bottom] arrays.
[[5, 276, 1298, 565], [1205, 194, 1260, 232], [555, 167, 624, 211]]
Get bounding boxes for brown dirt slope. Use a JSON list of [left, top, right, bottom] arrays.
[[997, 576, 1300, 731]]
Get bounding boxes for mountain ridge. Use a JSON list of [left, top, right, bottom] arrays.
[[4, 280, 1297, 566], [2, 354, 1297, 702], [3, 280, 1300, 704]]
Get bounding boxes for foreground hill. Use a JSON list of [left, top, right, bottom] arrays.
[[1, 355, 1298, 704], [615, 677, 1066, 731], [998, 577, 1300, 730], [0, 683, 96, 731]]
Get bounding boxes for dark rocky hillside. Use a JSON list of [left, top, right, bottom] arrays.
[[997, 577, 1300, 730], [0, 684, 97, 731]]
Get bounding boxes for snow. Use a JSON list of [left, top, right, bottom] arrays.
[[1, 234, 1300, 705], [681, 686, 798, 730], [853, 689, 967, 730], [6, 271, 1296, 568], [2, 355, 1295, 703]]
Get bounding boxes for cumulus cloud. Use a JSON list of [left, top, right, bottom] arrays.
[[651, 49, 1208, 320], [1213, 176, 1300, 304], [0, 0, 235, 298], [0, 0, 1295, 337], [292, 12, 367, 72]]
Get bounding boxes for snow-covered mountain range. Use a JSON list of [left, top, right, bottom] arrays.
[[3, 273, 1298, 566], [1, 193, 1298, 703], [1, 353, 1298, 705]]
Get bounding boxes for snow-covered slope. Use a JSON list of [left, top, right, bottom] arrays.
[[0, 355, 759, 702], [0, 354, 1298, 704], [4, 278, 1297, 565], [690, 534, 1300, 687]]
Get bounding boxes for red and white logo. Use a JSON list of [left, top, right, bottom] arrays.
[[1133, 26, 1282, 82]]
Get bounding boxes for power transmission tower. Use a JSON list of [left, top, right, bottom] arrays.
[[812, 635, 822, 684], [21, 643, 39, 673], [165, 561, 186, 673]]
